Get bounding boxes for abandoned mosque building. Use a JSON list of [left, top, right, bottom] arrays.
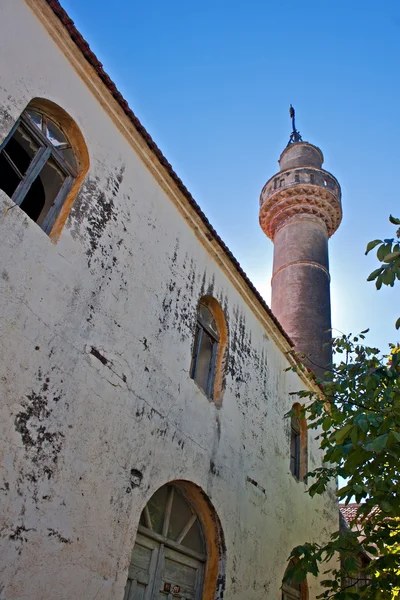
[[0, 1, 343, 599]]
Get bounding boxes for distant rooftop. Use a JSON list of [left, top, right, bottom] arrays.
[[339, 503, 361, 523]]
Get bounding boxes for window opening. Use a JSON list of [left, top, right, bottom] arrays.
[[190, 303, 219, 398], [295, 173, 300, 183], [290, 414, 301, 480], [0, 108, 77, 234], [282, 561, 307, 600], [309, 173, 315, 184], [125, 485, 206, 600]]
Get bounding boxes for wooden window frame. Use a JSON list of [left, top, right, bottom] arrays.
[[190, 308, 219, 399], [290, 404, 308, 482], [290, 420, 301, 480], [0, 111, 77, 235], [282, 583, 301, 600], [282, 560, 308, 600]]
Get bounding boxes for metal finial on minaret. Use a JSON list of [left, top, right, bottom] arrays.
[[287, 104, 303, 145]]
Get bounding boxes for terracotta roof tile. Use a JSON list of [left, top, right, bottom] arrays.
[[339, 503, 361, 523]]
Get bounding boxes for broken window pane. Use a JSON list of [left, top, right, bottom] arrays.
[[21, 157, 66, 226], [5, 126, 39, 176], [0, 126, 40, 199], [0, 150, 22, 198], [26, 109, 43, 130], [46, 119, 68, 147], [198, 304, 218, 338]]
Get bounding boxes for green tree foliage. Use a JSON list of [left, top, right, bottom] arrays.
[[365, 215, 400, 330], [285, 216, 400, 599]]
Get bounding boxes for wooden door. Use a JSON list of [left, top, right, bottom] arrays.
[[124, 485, 206, 600]]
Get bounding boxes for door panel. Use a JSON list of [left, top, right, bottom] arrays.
[[124, 534, 159, 600], [158, 546, 203, 600], [125, 580, 147, 600]]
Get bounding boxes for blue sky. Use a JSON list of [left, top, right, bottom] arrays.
[[62, 0, 400, 352]]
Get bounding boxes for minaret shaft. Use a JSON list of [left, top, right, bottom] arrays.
[[271, 217, 332, 373]]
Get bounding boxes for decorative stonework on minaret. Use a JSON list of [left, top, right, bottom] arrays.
[[259, 107, 342, 377]]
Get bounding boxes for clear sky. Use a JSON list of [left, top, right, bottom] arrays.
[[61, 0, 400, 352]]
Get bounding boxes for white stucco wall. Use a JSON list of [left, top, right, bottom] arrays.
[[0, 2, 338, 599]]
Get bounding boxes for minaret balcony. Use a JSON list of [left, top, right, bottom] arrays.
[[260, 168, 341, 206], [259, 169, 342, 240]]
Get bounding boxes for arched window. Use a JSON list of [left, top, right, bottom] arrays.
[[190, 301, 220, 398], [0, 99, 88, 237], [282, 561, 308, 600], [290, 404, 308, 481], [124, 484, 206, 600], [290, 412, 301, 479]]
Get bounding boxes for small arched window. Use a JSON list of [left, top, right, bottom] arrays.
[[190, 302, 219, 398], [290, 413, 301, 479], [290, 404, 308, 481], [282, 560, 308, 600], [0, 101, 87, 236]]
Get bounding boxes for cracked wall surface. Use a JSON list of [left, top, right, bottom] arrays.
[[0, 1, 338, 599]]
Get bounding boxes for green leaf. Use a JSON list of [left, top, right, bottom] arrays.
[[396, 316, 400, 330], [365, 239, 382, 254], [350, 426, 358, 446], [381, 500, 393, 513], [335, 422, 353, 444], [382, 269, 395, 286], [367, 267, 383, 281], [364, 433, 388, 453], [383, 251, 400, 262], [389, 215, 400, 225], [322, 417, 332, 431], [377, 243, 392, 261]]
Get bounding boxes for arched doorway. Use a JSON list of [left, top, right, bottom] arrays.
[[124, 484, 207, 600]]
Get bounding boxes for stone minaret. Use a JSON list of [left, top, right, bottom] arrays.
[[259, 108, 342, 377]]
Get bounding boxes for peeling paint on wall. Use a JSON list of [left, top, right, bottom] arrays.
[[14, 370, 65, 498]]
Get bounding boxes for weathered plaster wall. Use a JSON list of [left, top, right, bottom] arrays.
[[0, 1, 338, 599]]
